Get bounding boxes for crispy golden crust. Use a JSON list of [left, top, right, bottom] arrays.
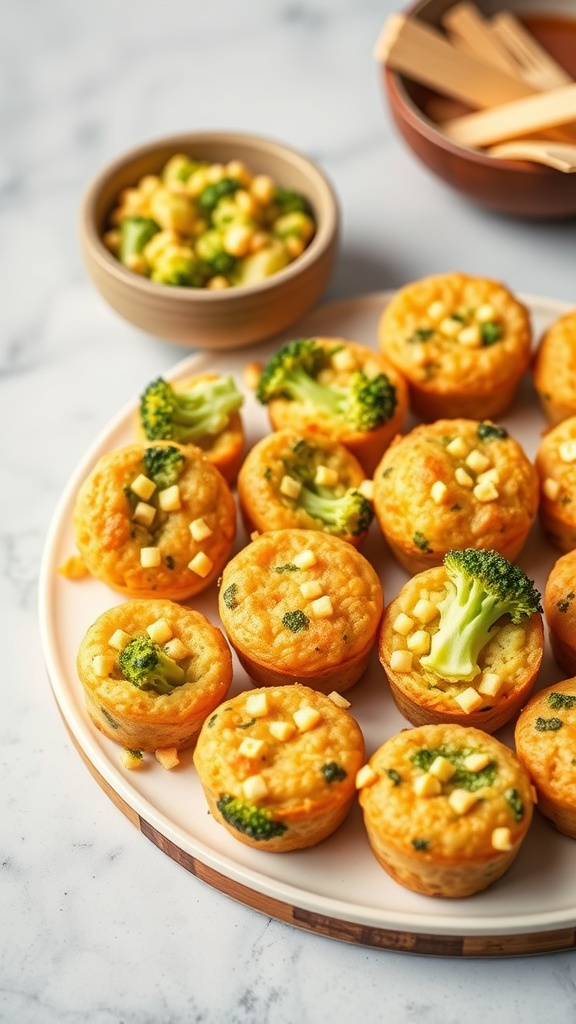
[[73, 441, 236, 600], [218, 529, 383, 693], [544, 550, 576, 676], [237, 428, 369, 546], [514, 678, 576, 839], [378, 566, 544, 733], [77, 599, 233, 752], [193, 684, 365, 851], [373, 418, 538, 574], [264, 338, 408, 475], [135, 373, 245, 485], [535, 416, 576, 552], [359, 723, 533, 897], [377, 272, 531, 422], [533, 310, 576, 426]]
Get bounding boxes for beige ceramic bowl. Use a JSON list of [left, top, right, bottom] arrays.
[[79, 131, 340, 349], [382, 0, 576, 218]]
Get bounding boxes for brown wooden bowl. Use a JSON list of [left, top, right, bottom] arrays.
[[79, 131, 339, 349], [382, 0, 576, 219]]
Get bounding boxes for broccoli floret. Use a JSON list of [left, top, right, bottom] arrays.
[[150, 248, 209, 287], [118, 635, 185, 695], [256, 339, 397, 432], [142, 445, 185, 489], [282, 610, 309, 632], [273, 185, 312, 216], [197, 177, 242, 215], [139, 376, 244, 443], [194, 229, 238, 276], [419, 548, 542, 682], [297, 486, 373, 536], [118, 216, 160, 265], [216, 795, 287, 840]]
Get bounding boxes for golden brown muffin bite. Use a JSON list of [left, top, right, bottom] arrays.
[[533, 310, 576, 427], [73, 441, 236, 600], [514, 678, 576, 839], [357, 722, 534, 897], [77, 598, 233, 754], [255, 337, 409, 475], [237, 428, 373, 547], [218, 529, 383, 693], [373, 418, 538, 574], [377, 271, 531, 422], [136, 372, 245, 485], [535, 416, 576, 552], [544, 550, 576, 676], [193, 683, 365, 852], [378, 557, 544, 733]]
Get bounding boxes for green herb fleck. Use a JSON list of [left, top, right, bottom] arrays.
[[207, 713, 218, 728], [413, 531, 431, 552], [480, 321, 503, 346], [126, 748, 143, 760], [165, 555, 175, 570], [222, 583, 239, 610], [274, 563, 300, 574], [385, 768, 402, 786], [237, 718, 256, 730], [412, 838, 429, 851], [477, 422, 508, 442], [101, 708, 119, 729], [535, 716, 563, 731], [263, 466, 272, 480], [321, 762, 347, 783], [409, 328, 434, 344], [556, 592, 575, 614], [282, 609, 310, 633], [505, 788, 524, 821], [381, 466, 394, 478], [548, 692, 576, 710]]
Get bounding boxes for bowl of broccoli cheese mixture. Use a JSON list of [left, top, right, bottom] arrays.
[[79, 131, 340, 349]]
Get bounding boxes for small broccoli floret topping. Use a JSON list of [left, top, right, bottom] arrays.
[[119, 216, 160, 265], [118, 635, 185, 695], [273, 185, 312, 216], [256, 339, 397, 432], [297, 486, 373, 536], [477, 422, 509, 442], [217, 795, 287, 840], [535, 717, 563, 732], [547, 691, 576, 710], [222, 583, 239, 610], [142, 445, 185, 490], [139, 376, 243, 443], [419, 548, 542, 683], [321, 762, 347, 783], [282, 610, 309, 633], [197, 177, 242, 215], [505, 788, 525, 821]]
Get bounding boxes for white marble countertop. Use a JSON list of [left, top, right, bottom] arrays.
[[4, 0, 576, 1020]]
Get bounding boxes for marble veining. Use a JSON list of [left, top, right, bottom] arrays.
[[3, 0, 576, 1020]]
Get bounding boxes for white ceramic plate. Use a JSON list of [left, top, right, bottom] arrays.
[[39, 291, 576, 955]]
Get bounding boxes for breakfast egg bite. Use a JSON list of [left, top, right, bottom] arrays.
[[535, 415, 576, 552], [533, 309, 576, 426]]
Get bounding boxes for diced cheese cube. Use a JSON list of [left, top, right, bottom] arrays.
[[473, 479, 499, 502], [300, 580, 323, 601], [406, 629, 431, 655], [543, 477, 560, 501], [426, 300, 446, 323], [439, 316, 461, 338], [188, 551, 214, 577], [429, 755, 456, 782], [448, 788, 479, 815], [476, 468, 499, 485], [446, 436, 468, 459], [158, 484, 181, 512], [293, 548, 317, 569], [559, 440, 576, 463], [454, 687, 483, 713], [355, 764, 378, 789], [243, 361, 263, 390], [430, 480, 448, 504], [463, 752, 491, 772], [363, 360, 383, 379], [475, 303, 495, 322], [457, 324, 481, 347], [293, 705, 322, 732], [245, 692, 269, 718], [92, 653, 116, 677], [189, 517, 213, 542], [310, 595, 333, 618], [141, 546, 162, 568], [131, 474, 156, 500], [413, 598, 439, 624], [331, 347, 357, 372], [238, 737, 266, 759], [279, 475, 302, 499], [413, 772, 442, 797], [108, 628, 132, 651], [477, 672, 504, 697], [133, 501, 156, 527], [269, 720, 296, 741], [242, 773, 268, 802], [389, 649, 413, 672], [327, 691, 351, 709], [315, 465, 339, 487], [491, 827, 513, 851], [393, 612, 414, 636], [146, 618, 172, 645], [466, 449, 491, 474], [163, 638, 189, 661], [358, 479, 374, 501], [455, 467, 474, 488], [155, 747, 179, 770]]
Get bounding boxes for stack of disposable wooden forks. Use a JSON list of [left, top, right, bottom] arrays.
[[374, 1, 576, 171]]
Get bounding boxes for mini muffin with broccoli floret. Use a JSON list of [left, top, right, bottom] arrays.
[[372, 418, 538, 574], [237, 428, 373, 547], [218, 529, 383, 693], [514, 677, 576, 840], [377, 271, 531, 422], [255, 337, 408, 475], [378, 549, 543, 733], [193, 683, 365, 852], [73, 441, 236, 600], [77, 598, 233, 757], [357, 722, 534, 897], [137, 372, 245, 485]]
